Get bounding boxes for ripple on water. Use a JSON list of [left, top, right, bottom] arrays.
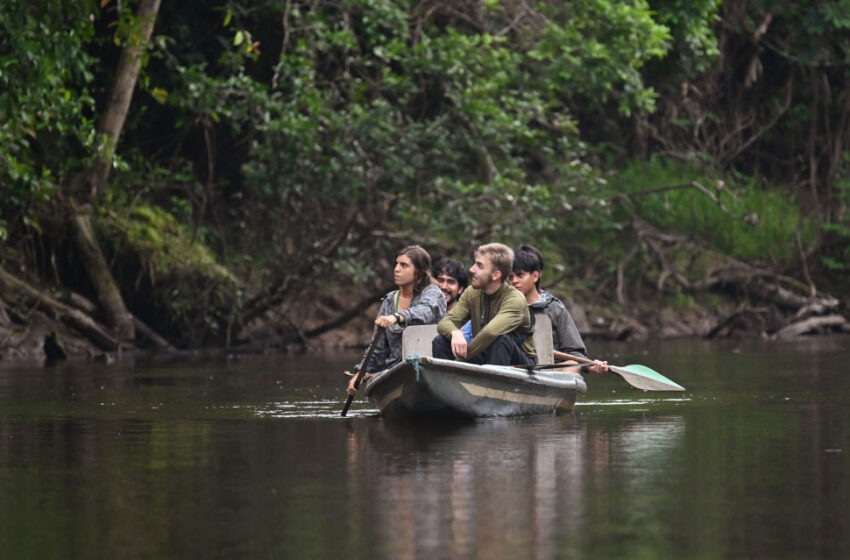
[[249, 397, 692, 418], [251, 400, 380, 419], [578, 397, 691, 406]]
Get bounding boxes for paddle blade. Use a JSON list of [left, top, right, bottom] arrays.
[[611, 364, 686, 392]]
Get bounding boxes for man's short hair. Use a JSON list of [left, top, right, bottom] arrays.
[[475, 243, 514, 283], [432, 258, 469, 288], [513, 244, 544, 288]]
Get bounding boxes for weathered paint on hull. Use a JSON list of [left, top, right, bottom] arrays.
[[364, 356, 586, 419]]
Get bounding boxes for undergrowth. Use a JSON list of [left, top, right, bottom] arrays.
[[609, 157, 817, 265]]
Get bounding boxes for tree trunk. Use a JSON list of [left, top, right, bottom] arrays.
[[70, 207, 135, 341], [66, 0, 162, 343], [89, 0, 163, 198], [0, 295, 10, 328]]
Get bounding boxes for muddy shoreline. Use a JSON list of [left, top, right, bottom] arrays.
[[3, 287, 847, 364]]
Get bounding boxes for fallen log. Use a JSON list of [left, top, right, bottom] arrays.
[[305, 290, 388, 339], [743, 278, 836, 311], [0, 265, 119, 351], [60, 289, 174, 351], [131, 317, 175, 350], [772, 314, 848, 339]]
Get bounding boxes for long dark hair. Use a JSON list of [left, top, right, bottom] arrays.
[[397, 245, 433, 294]]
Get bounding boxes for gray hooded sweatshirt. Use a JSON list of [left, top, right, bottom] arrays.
[[529, 290, 588, 359]]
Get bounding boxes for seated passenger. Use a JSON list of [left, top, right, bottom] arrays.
[[432, 257, 469, 312], [432, 257, 473, 341], [510, 244, 607, 374], [347, 245, 446, 395], [432, 243, 535, 366]]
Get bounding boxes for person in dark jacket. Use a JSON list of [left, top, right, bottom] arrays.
[[510, 244, 607, 374]]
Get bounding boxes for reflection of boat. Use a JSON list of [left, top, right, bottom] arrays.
[[350, 411, 686, 559], [362, 323, 586, 419]]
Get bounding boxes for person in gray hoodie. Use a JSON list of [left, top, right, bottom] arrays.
[[509, 245, 607, 374], [347, 245, 446, 395]]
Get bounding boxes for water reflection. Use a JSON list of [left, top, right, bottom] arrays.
[[346, 414, 685, 559], [1, 339, 849, 558]]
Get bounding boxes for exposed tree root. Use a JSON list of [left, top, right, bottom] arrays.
[[599, 217, 848, 340], [0, 265, 173, 356]]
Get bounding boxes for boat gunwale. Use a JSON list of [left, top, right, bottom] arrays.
[[363, 355, 587, 398]]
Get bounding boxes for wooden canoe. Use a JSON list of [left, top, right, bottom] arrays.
[[360, 322, 586, 419]]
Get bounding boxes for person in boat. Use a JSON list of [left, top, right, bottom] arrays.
[[509, 244, 608, 374], [347, 245, 446, 395], [432, 258, 469, 311], [432, 243, 536, 366], [433, 257, 475, 342]]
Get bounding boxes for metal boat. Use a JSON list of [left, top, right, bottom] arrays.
[[361, 321, 586, 419]]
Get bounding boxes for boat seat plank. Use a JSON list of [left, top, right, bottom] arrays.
[[401, 325, 439, 358], [532, 314, 554, 364], [401, 314, 554, 364]]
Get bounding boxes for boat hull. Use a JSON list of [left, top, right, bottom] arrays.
[[363, 356, 587, 419]]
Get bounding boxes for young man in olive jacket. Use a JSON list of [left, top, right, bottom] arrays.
[[432, 243, 535, 366]]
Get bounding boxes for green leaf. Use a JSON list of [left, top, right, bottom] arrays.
[[150, 87, 168, 103]]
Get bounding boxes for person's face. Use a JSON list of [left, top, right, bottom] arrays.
[[509, 269, 539, 297], [394, 254, 416, 289], [469, 254, 499, 290], [436, 272, 463, 304]]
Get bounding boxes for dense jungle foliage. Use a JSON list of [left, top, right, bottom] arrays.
[[1, 0, 849, 356]]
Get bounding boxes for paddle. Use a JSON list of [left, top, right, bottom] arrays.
[[341, 326, 385, 417], [553, 350, 685, 392], [512, 362, 598, 373]]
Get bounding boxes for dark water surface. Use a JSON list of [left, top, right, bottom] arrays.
[[1, 336, 849, 559]]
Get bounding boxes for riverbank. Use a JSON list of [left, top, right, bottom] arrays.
[[3, 277, 847, 363]]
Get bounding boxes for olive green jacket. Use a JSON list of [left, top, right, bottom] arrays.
[[437, 282, 536, 361]]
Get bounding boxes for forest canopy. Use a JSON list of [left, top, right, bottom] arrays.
[[1, 0, 849, 356]]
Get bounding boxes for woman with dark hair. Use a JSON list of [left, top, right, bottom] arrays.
[[347, 246, 446, 395]]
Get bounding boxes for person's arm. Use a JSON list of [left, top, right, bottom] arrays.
[[437, 289, 471, 337], [554, 360, 608, 375], [438, 289, 472, 358], [397, 284, 446, 327], [465, 293, 526, 359]]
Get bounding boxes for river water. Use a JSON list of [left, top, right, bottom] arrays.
[[1, 336, 848, 559]]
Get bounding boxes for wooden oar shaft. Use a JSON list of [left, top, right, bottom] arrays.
[[341, 326, 385, 417], [553, 350, 592, 364], [513, 362, 595, 371]]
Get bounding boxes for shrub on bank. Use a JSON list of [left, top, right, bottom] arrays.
[[610, 158, 817, 265], [98, 204, 241, 347]]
